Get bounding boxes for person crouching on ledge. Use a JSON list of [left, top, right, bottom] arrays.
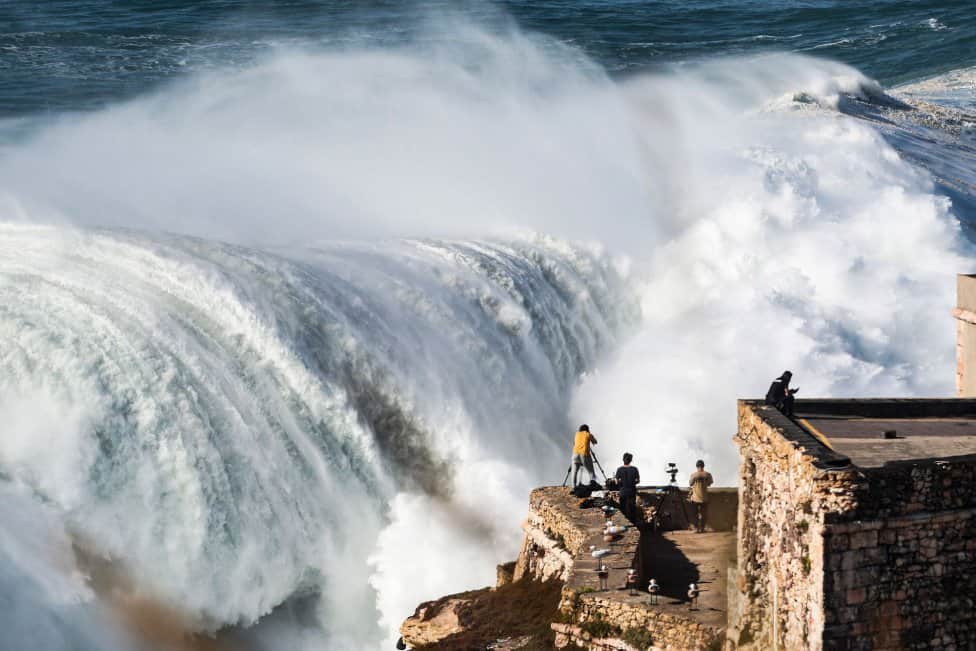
[[765, 370, 799, 417], [615, 452, 640, 522]]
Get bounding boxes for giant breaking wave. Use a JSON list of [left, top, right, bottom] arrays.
[[0, 24, 972, 651]]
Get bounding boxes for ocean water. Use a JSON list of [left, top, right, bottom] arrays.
[[2, 0, 974, 117], [1, 2, 974, 650]]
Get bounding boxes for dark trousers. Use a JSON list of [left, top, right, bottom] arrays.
[[693, 502, 707, 532], [766, 394, 795, 416], [779, 394, 796, 416], [620, 493, 638, 522]]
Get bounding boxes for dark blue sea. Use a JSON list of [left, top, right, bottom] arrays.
[[1, 1, 975, 117], [1, 3, 975, 650]]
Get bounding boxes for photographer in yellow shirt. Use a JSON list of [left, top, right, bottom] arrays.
[[571, 424, 598, 486]]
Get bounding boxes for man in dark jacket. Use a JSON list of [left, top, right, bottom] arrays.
[[615, 453, 641, 522], [765, 370, 799, 416]]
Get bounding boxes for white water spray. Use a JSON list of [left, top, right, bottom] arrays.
[[0, 24, 972, 651]]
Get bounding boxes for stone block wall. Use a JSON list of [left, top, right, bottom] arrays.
[[822, 510, 976, 649], [513, 487, 585, 582], [552, 623, 638, 651], [844, 456, 976, 520], [819, 454, 976, 649], [636, 487, 738, 532], [954, 274, 976, 396], [557, 593, 724, 650], [735, 399, 976, 650], [733, 401, 861, 650]]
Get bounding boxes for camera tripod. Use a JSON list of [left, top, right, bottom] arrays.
[[643, 474, 693, 532], [561, 449, 609, 487]]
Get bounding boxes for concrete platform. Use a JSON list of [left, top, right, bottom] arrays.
[[640, 530, 736, 628], [564, 489, 735, 630], [796, 413, 976, 468]]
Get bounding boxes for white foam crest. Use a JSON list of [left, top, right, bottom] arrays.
[[0, 221, 629, 649], [894, 64, 976, 110], [0, 24, 972, 651], [0, 224, 392, 640], [0, 26, 653, 252], [573, 86, 970, 485]]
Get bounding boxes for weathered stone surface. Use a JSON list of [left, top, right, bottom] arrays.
[[496, 561, 515, 588], [400, 577, 564, 649], [400, 595, 473, 647], [552, 623, 643, 650], [526, 487, 732, 651], [735, 399, 976, 651], [491, 485, 734, 650], [486, 635, 534, 649]]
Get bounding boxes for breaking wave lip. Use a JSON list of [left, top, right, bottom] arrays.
[[824, 65, 976, 234], [0, 224, 636, 649], [1, 24, 975, 651]]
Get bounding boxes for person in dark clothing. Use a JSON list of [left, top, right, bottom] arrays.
[[615, 453, 641, 522], [765, 370, 799, 416]]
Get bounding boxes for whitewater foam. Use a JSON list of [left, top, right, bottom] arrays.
[[0, 223, 630, 649], [0, 24, 973, 651]]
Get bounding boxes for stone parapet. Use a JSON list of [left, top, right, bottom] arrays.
[[785, 398, 976, 419], [552, 623, 639, 651], [556, 595, 725, 651], [513, 486, 595, 583], [529, 486, 595, 556], [637, 487, 738, 532], [846, 456, 976, 521]]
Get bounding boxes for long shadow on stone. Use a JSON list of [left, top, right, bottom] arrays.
[[636, 530, 700, 601]]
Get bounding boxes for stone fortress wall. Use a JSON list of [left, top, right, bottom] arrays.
[[731, 401, 857, 650], [735, 399, 976, 651]]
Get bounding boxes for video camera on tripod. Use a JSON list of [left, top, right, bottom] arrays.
[[644, 461, 692, 531], [665, 462, 679, 485]]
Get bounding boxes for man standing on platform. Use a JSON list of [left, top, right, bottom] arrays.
[[615, 452, 640, 522], [688, 459, 713, 533], [572, 424, 598, 486]]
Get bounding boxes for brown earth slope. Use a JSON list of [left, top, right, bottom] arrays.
[[409, 577, 563, 651]]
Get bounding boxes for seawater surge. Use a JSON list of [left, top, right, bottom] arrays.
[[1, 21, 974, 651], [0, 225, 631, 648]]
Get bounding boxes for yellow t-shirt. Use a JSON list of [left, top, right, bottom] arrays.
[[573, 431, 592, 455]]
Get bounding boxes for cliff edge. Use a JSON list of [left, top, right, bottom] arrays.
[[399, 486, 735, 651]]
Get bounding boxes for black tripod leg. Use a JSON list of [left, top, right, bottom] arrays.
[[679, 492, 696, 531], [590, 451, 608, 483]]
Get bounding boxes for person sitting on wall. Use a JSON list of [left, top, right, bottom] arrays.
[[688, 459, 713, 533], [614, 452, 641, 522], [572, 424, 598, 487], [765, 370, 799, 416]]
